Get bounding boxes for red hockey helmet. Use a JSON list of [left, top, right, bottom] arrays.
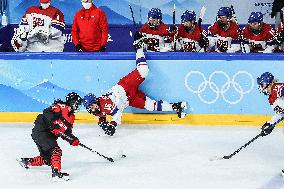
[[40, 0, 51, 3]]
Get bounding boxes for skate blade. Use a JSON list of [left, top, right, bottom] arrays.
[[180, 112, 186, 119], [181, 102, 187, 110], [52, 175, 70, 182], [16, 158, 29, 169], [209, 156, 224, 161]]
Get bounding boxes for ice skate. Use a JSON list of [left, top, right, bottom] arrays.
[[52, 168, 70, 182], [16, 158, 32, 169], [172, 102, 187, 118]]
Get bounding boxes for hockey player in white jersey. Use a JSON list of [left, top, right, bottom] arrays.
[[11, 0, 65, 52], [82, 32, 187, 136], [257, 72, 284, 175], [257, 72, 284, 136]]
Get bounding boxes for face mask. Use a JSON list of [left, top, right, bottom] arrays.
[[40, 3, 50, 9], [82, 2, 92, 9]]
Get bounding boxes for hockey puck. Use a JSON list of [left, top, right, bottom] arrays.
[[122, 154, 126, 158]]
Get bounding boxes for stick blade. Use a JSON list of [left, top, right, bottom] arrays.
[[199, 6, 207, 20], [209, 155, 224, 161]]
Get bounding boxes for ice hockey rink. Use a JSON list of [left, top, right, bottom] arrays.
[[1, 123, 284, 189]]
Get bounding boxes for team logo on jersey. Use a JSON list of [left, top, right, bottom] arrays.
[[32, 17, 45, 28], [249, 42, 264, 52], [145, 38, 159, 51], [216, 39, 229, 52], [182, 41, 196, 52]]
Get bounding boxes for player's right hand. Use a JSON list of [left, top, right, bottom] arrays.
[[261, 122, 275, 136]]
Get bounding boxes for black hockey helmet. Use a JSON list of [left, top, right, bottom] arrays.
[[66, 92, 83, 112]]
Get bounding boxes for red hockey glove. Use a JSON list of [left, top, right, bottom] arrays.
[[71, 139, 80, 146]]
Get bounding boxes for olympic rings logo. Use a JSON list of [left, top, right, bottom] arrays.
[[184, 71, 254, 105]]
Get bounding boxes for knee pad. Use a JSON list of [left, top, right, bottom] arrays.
[[137, 65, 149, 78]]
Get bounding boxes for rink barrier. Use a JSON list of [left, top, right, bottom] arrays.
[[0, 112, 282, 126], [0, 52, 284, 126]]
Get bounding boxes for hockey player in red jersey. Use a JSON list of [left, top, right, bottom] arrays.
[[242, 12, 275, 53], [175, 10, 208, 52], [257, 72, 284, 175], [208, 7, 241, 53], [140, 8, 172, 52], [82, 32, 187, 136], [274, 21, 284, 52], [11, 0, 65, 52], [17, 92, 83, 181]]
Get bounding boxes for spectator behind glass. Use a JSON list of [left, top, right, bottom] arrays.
[[11, 0, 65, 52], [207, 7, 241, 53], [71, 0, 108, 52], [241, 12, 275, 53]]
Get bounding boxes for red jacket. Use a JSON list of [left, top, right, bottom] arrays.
[[71, 4, 108, 52]]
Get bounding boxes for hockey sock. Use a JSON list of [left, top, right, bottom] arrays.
[[145, 97, 174, 111], [50, 146, 62, 171], [27, 156, 45, 166], [136, 49, 148, 78]]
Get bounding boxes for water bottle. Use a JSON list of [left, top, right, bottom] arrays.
[[2, 12, 8, 26]]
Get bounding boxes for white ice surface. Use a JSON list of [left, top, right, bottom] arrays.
[[1, 123, 284, 189]]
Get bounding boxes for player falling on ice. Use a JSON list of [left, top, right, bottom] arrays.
[[17, 92, 83, 181], [257, 72, 284, 174], [83, 32, 187, 136]]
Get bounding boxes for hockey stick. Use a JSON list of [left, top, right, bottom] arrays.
[[79, 143, 116, 162], [173, 4, 177, 51], [198, 6, 207, 52], [230, 5, 246, 53], [129, 4, 137, 35], [61, 133, 124, 162], [210, 132, 262, 161]]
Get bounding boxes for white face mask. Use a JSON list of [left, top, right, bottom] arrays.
[[82, 2, 92, 9], [41, 3, 50, 9]]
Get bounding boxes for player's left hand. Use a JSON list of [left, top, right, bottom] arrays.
[[261, 122, 275, 136], [105, 121, 117, 136]]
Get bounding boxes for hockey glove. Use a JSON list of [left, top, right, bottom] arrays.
[[71, 138, 80, 146], [105, 121, 117, 136], [98, 117, 108, 131], [276, 31, 284, 44], [61, 134, 80, 146], [50, 123, 64, 137], [134, 31, 144, 41], [261, 122, 275, 136], [76, 44, 83, 52], [169, 25, 177, 33], [198, 37, 209, 49]]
